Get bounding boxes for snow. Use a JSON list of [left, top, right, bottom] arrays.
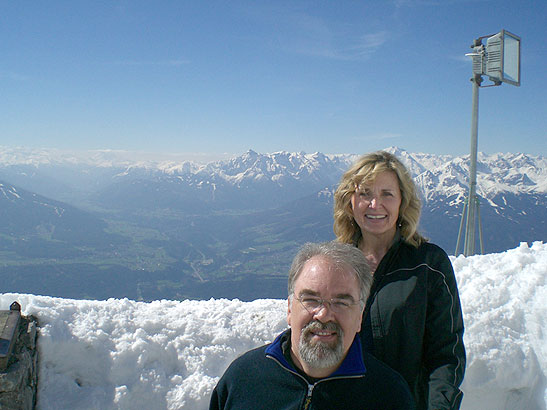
[[1, 242, 546, 410]]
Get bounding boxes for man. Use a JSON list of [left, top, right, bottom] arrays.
[[210, 242, 415, 410]]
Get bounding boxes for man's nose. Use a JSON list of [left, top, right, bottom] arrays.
[[313, 302, 336, 321]]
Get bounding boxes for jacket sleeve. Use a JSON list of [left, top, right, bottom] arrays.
[[209, 381, 227, 410], [424, 247, 466, 410]]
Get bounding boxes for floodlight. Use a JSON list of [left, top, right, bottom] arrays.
[[485, 30, 521, 86]]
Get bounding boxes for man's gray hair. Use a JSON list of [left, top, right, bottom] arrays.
[[288, 241, 373, 306]]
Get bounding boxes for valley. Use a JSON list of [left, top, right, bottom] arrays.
[[0, 147, 545, 301]]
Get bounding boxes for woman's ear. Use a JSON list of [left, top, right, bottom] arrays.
[[349, 193, 356, 212]]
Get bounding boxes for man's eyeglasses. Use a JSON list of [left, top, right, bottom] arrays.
[[293, 294, 362, 314]]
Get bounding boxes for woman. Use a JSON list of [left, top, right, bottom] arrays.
[[333, 151, 465, 410]]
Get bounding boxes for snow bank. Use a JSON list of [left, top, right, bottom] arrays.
[[1, 242, 545, 410], [452, 241, 546, 410]]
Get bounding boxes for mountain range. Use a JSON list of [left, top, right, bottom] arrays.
[[0, 146, 545, 301]]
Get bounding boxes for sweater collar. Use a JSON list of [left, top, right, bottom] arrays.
[[265, 329, 366, 378]]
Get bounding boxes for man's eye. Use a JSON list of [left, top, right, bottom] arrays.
[[302, 298, 320, 305], [333, 300, 351, 308]]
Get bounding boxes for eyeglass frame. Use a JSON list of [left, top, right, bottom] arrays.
[[291, 293, 363, 314]]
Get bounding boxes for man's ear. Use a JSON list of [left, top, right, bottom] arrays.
[[353, 303, 365, 331], [287, 297, 292, 327]]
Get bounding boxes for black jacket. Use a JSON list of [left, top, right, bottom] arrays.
[[361, 237, 466, 410], [210, 329, 415, 410]]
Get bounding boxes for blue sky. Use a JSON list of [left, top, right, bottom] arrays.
[[1, 0, 546, 159]]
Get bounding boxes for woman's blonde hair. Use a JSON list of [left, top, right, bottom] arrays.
[[333, 151, 426, 248]]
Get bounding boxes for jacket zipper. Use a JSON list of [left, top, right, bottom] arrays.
[[267, 355, 365, 409], [303, 384, 314, 410], [364, 239, 402, 319]]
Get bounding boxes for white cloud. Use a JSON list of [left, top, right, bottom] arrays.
[[347, 31, 390, 57], [288, 28, 389, 60], [271, 9, 389, 61]]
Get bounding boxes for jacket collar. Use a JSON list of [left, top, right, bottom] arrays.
[[265, 329, 367, 377], [353, 227, 403, 251]]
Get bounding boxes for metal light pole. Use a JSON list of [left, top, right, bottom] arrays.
[[463, 74, 481, 256], [455, 30, 521, 257]]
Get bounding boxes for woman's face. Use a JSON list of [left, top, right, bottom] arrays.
[[350, 170, 402, 240]]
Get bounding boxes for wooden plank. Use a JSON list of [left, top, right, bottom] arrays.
[[0, 309, 21, 371]]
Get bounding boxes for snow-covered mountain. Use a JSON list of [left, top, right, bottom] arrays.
[[0, 146, 545, 301], [1, 146, 544, 205], [91, 150, 358, 211], [1, 145, 544, 236]]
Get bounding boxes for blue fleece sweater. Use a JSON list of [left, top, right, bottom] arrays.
[[210, 329, 415, 410]]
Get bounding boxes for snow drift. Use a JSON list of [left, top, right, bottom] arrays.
[[1, 242, 546, 410]]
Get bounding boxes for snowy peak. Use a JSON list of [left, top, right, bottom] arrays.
[[220, 150, 333, 179], [0, 147, 545, 200]]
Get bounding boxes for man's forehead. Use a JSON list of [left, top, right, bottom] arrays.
[[295, 256, 359, 293], [302, 254, 352, 270]]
